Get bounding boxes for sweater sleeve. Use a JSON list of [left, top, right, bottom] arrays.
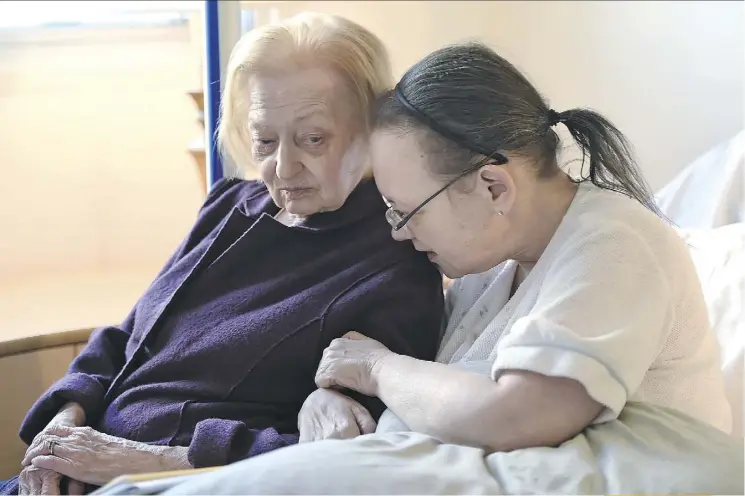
[[326, 257, 445, 420], [492, 225, 673, 423], [188, 421, 299, 468], [19, 179, 241, 444]]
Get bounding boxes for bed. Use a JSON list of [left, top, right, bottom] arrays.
[[91, 131, 745, 495]]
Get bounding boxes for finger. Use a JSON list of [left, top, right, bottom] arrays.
[[351, 405, 377, 435], [314, 371, 335, 389], [25, 469, 42, 496], [45, 424, 75, 437], [32, 456, 76, 480], [18, 470, 30, 495], [26, 474, 39, 496], [67, 479, 85, 496], [40, 470, 61, 496], [324, 415, 360, 440], [298, 416, 314, 443], [342, 331, 368, 340], [22, 435, 64, 466]]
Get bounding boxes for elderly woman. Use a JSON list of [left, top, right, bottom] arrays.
[[0, 13, 445, 496], [159, 42, 740, 495]]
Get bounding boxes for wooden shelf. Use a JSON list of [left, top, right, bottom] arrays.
[[187, 90, 204, 111], [187, 90, 207, 195]]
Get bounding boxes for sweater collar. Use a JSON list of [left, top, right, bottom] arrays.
[[243, 179, 386, 232]]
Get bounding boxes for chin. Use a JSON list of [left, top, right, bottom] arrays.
[[434, 259, 465, 279], [283, 200, 321, 216], [280, 190, 325, 214]]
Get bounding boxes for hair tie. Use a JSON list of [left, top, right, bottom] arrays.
[[547, 109, 565, 127], [394, 84, 507, 163]]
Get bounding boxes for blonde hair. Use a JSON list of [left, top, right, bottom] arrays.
[[218, 12, 393, 170]]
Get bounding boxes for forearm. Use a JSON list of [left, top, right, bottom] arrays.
[[373, 354, 603, 452], [372, 355, 502, 447], [55, 402, 86, 426], [153, 445, 192, 471]]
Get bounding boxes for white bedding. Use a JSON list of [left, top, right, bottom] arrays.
[[162, 400, 743, 495], [656, 130, 744, 229], [679, 222, 745, 437], [656, 131, 745, 437]]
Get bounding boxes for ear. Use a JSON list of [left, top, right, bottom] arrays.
[[478, 164, 515, 214]]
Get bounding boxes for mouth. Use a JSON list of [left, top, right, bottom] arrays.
[[280, 187, 313, 200]]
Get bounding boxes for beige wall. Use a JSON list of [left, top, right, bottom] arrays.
[[0, 24, 205, 281], [246, 0, 744, 190]]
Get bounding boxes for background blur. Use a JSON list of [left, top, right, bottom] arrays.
[[0, 0, 743, 336]]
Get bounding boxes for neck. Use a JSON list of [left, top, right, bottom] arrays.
[[510, 174, 577, 271]]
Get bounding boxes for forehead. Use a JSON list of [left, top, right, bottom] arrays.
[[247, 68, 342, 126], [370, 131, 439, 207]]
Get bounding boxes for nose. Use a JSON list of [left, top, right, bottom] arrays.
[[391, 225, 412, 242], [275, 142, 302, 180]]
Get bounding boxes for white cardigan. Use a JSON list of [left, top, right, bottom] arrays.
[[433, 182, 732, 433]]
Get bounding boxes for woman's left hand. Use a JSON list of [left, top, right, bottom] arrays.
[[315, 331, 395, 396], [21, 425, 191, 486]]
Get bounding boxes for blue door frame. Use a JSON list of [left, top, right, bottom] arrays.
[[204, 0, 223, 188]]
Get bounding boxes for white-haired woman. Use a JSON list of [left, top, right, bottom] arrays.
[[1, 13, 444, 495]]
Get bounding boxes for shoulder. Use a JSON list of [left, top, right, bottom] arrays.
[[178, 178, 270, 251], [553, 184, 690, 275], [556, 185, 685, 261], [200, 177, 269, 216]]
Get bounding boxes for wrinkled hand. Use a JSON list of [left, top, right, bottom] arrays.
[[22, 425, 190, 487], [298, 388, 377, 442], [315, 331, 394, 396], [18, 466, 60, 496], [20, 403, 85, 495]]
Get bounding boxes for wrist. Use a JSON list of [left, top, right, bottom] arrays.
[[154, 445, 193, 471], [57, 402, 86, 426], [370, 351, 396, 397]]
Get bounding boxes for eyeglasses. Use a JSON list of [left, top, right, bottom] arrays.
[[383, 153, 508, 232]]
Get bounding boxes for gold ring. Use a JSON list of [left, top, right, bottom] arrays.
[[47, 439, 57, 457]]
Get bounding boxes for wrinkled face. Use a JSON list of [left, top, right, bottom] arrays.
[[370, 130, 514, 278], [248, 68, 368, 216]]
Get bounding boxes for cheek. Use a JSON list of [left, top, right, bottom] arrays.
[[418, 211, 473, 255], [258, 159, 274, 183], [307, 154, 346, 195]]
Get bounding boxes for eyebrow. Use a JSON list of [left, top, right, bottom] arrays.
[[294, 108, 329, 123]]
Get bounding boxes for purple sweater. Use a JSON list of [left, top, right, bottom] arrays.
[[18, 178, 443, 469]]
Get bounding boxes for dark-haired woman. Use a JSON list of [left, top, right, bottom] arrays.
[[158, 42, 738, 496]]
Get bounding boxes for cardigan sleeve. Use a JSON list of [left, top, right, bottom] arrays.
[[187, 422, 299, 468], [324, 256, 445, 420], [19, 179, 242, 444]]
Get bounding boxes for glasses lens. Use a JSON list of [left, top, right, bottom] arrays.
[[385, 209, 397, 227]]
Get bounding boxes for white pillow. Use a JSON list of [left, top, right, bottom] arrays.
[[656, 130, 744, 229], [678, 223, 745, 437]]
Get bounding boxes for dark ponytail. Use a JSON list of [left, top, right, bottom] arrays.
[[373, 42, 662, 216], [557, 108, 661, 216]]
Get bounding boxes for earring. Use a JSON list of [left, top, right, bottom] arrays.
[[497, 211, 504, 216]]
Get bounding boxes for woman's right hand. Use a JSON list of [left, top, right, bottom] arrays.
[[19, 402, 86, 495], [298, 388, 377, 442]]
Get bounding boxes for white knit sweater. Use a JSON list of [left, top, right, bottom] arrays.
[[437, 182, 732, 433]]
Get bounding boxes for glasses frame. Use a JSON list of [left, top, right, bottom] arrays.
[[383, 153, 508, 232]]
